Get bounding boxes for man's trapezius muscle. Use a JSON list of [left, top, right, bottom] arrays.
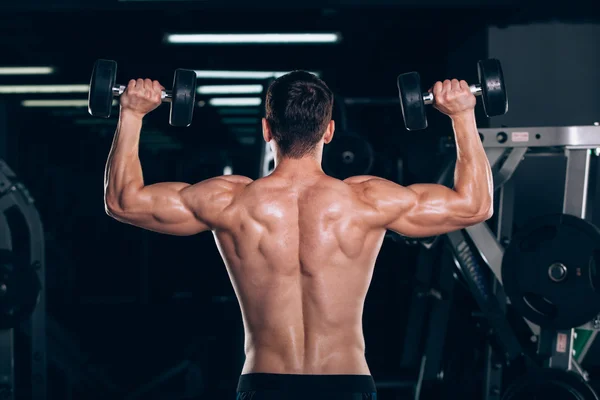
[[104, 73, 493, 397]]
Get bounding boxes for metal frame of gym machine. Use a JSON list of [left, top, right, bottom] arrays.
[[448, 125, 600, 399], [0, 159, 47, 400]]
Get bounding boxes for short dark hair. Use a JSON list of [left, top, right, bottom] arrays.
[[265, 71, 334, 158]]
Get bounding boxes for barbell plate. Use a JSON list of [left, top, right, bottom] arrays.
[[502, 214, 600, 330], [397, 72, 427, 131], [88, 59, 117, 118], [0, 249, 41, 330], [323, 134, 374, 180], [170, 69, 197, 127], [477, 58, 508, 117], [502, 368, 599, 400]]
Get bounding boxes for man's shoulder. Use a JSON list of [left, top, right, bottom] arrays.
[[342, 175, 387, 188], [199, 175, 253, 188], [219, 175, 254, 185]]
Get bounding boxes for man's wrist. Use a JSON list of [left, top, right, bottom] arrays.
[[449, 110, 476, 125], [119, 108, 145, 122]]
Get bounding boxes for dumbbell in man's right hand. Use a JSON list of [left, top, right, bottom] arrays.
[[430, 79, 477, 119], [120, 79, 166, 119]]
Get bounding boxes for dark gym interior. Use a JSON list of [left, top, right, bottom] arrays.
[[2, 1, 600, 399]]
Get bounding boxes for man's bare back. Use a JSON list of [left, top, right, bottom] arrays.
[[214, 171, 384, 375], [103, 73, 493, 397]]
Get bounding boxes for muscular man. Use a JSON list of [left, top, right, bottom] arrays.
[[104, 72, 493, 399]]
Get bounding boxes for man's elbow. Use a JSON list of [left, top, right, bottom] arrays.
[[471, 200, 494, 223], [104, 195, 123, 219], [104, 192, 136, 221], [476, 205, 494, 222]]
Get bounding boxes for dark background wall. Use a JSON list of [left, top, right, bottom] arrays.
[[489, 21, 600, 127], [1, 2, 599, 399]]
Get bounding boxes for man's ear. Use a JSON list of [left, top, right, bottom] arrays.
[[262, 118, 272, 143], [323, 120, 335, 144]]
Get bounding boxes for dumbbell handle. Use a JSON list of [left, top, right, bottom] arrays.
[[422, 84, 482, 105], [112, 85, 173, 103]]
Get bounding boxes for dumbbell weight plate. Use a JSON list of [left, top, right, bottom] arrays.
[[477, 59, 508, 117], [170, 69, 197, 127], [502, 368, 599, 400], [88, 59, 117, 118], [323, 134, 374, 180], [397, 72, 427, 131], [0, 249, 42, 330]]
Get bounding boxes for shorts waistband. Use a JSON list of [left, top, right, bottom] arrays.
[[237, 373, 376, 392]]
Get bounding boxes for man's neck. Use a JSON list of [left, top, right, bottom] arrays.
[[273, 155, 324, 176]]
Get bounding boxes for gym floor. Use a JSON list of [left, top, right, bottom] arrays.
[[1, 1, 600, 399]]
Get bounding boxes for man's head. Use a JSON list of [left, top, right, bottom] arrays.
[[263, 71, 335, 159]]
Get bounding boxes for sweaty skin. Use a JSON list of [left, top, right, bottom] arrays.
[[105, 78, 493, 375]]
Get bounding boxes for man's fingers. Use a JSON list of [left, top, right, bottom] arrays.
[[451, 79, 460, 91], [152, 80, 163, 93], [142, 79, 152, 97], [460, 80, 469, 90], [443, 80, 452, 92], [432, 81, 443, 96]]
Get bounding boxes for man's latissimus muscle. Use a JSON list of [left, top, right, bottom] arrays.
[[347, 79, 493, 238], [213, 173, 383, 375]]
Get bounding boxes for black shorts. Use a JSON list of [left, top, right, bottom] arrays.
[[236, 373, 377, 399]]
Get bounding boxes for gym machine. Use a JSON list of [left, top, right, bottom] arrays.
[[0, 159, 47, 400], [406, 125, 600, 399]]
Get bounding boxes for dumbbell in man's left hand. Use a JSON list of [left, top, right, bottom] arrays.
[[120, 78, 166, 120]]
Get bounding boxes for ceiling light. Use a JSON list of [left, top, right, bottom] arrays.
[[198, 85, 263, 94], [0, 67, 55, 75], [166, 33, 340, 44], [194, 70, 320, 80], [22, 99, 117, 108], [208, 98, 262, 107], [0, 85, 89, 94]]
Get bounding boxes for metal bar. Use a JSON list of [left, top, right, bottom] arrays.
[[463, 223, 504, 284], [482, 180, 515, 400], [485, 148, 508, 170], [563, 149, 591, 219], [493, 147, 527, 189], [547, 149, 594, 368], [446, 231, 524, 361], [423, 84, 481, 105], [577, 330, 598, 364], [479, 126, 600, 148], [421, 252, 456, 381], [571, 359, 589, 381], [399, 249, 438, 368]]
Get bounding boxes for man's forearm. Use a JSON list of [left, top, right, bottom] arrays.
[[104, 111, 145, 211], [451, 112, 493, 213]]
